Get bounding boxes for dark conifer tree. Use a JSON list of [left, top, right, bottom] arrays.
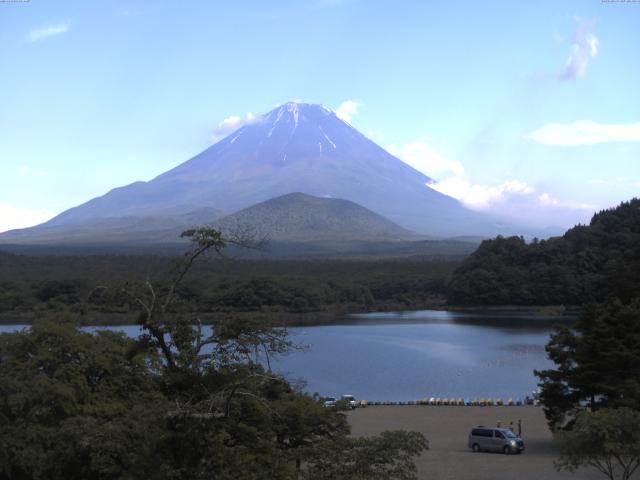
[[536, 298, 640, 430]]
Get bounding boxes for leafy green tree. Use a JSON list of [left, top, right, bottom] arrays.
[[555, 408, 640, 480], [0, 316, 164, 480], [302, 430, 428, 480], [536, 298, 640, 430], [118, 227, 347, 478]]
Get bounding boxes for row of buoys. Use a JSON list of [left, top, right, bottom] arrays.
[[363, 397, 539, 406]]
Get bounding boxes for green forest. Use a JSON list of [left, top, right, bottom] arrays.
[[0, 254, 456, 325], [448, 199, 640, 306]]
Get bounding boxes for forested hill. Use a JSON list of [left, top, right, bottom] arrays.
[[447, 198, 640, 306]]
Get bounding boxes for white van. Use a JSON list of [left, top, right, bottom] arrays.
[[468, 426, 525, 454]]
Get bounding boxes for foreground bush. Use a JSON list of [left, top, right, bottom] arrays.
[[555, 408, 640, 480]]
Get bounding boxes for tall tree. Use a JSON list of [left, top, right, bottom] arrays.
[[536, 298, 640, 430]]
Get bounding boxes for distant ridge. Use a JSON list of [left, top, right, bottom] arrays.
[[215, 192, 418, 241]]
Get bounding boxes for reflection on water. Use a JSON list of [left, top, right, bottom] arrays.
[[0, 310, 569, 401], [346, 309, 575, 332]]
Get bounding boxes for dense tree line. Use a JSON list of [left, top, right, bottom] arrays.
[[0, 254, 455, 325], [448, 199, 640, 306]]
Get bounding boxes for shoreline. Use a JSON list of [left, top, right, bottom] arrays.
[[0, 304, 579, 327]]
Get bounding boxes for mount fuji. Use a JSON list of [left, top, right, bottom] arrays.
[[1, 102, 513, 246]]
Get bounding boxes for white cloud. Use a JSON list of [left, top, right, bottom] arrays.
[[389, 140, 594, 228], [528, 121, 640, 146], [0, 204, 53, 233], [561, 18, 598, 80], [387, 141, 465, 178], [537, 192, 559, 207], [214, 112, 257, 136], [538, 193, 595, 211], [26, 22, 70, 43], [428, 174, 594, 215], [428, 176, 594, 228], [429, 177, 535, 210], [389, 140, 537, 209], [335, 100, 360, 124]]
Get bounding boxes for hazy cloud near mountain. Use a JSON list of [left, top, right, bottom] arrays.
[[387, 142, 464, 177], [335, 100, 360, 124], [389, 139, 595, 228], [387, 140, 533, 210], [430, 176, 594, 229], [0, 204, 52, 233], [430, 177, 535, 210], [215, 112, 257, 136]]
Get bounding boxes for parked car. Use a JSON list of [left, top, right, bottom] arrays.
[[468, 426, 525, 454], [323, 397, 337, 408], [341, 395, 358, 409]]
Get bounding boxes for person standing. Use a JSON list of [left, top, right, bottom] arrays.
[[518, 419, 522, 436]]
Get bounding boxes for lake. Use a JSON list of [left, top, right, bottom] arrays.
[[0, 310, 569, 401]]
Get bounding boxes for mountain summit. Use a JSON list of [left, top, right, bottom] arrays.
[[4, 102, 509, 242]]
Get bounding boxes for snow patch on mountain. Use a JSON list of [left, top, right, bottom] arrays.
[[319, 126, 336, 149]]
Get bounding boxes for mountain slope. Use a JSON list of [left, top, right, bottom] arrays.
[[215, 192, 417, 241], [2, 102, 513, 243], [0, 208, 224, 245]]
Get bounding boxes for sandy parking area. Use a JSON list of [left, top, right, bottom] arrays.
[[348, 406, 610, 480]]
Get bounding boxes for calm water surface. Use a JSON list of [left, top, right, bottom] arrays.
[[0, 310, 570, 401]]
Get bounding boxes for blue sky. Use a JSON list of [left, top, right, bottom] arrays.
[[1, 0, 639, 232]]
